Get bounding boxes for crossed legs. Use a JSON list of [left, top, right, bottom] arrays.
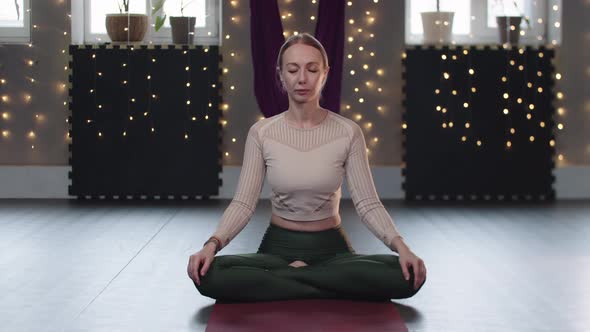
[[195, 252, 425, 302]]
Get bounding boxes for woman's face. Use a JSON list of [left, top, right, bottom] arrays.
[[279, 43, 329, 104]]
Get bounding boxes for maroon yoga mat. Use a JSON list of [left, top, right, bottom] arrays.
[[206, 299, 408, 332]]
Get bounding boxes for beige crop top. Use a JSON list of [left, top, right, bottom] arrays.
[[211, 110, 403, 252]]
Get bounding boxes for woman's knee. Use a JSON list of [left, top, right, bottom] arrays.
[[395, 262, 427, 299], [358, 254, 426, 299], [193, 256, 229, 297]]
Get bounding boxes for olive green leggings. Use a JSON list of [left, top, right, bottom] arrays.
[[195, 223, 425, 303]]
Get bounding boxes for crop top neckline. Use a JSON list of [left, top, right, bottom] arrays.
[[282, 109, 331, 131]]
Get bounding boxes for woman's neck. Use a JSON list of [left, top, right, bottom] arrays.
[[285, 102, 327, 128]]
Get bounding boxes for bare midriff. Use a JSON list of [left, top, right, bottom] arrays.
[[270, 213, 342, 232]]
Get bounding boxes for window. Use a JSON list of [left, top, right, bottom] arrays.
[[0, 0, 31, 44], [76, 0, 220, 45], [405, 0, 550, 45]]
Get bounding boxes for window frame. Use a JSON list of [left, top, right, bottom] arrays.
[[0, 0, 32, 44], [80, 0, 221, 45], [405, 0, 548, 45]]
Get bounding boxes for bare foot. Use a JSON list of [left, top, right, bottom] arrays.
[[288, 260, 308, 268]]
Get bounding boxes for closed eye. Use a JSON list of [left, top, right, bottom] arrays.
[[288, 70, 318, 73]]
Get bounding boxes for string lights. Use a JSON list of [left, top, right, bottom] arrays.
[[423, 0, 564, 162], [0, 0, 567, 168], [0, 0, 72, 151]]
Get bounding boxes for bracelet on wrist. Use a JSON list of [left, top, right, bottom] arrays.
[[203, 236, 221, 254]]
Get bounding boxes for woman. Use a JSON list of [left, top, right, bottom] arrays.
[[188, 33, 427, 302]]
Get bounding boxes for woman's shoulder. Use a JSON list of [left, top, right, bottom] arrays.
[[326, 111, 362, 137], [248, 112, 285, 136]]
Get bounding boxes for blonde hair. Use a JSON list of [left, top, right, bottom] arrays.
[[276, 33, 329, 70]]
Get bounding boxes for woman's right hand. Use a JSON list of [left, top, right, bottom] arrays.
[[188, 243, 217, 286]]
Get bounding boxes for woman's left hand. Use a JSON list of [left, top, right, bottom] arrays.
[[398, 249, 427, 290]]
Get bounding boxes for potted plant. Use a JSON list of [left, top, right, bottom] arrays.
[[492, 0, 531, 44], [420, 0, 455, 45], [106, 1, 148, 43], [152, 0, 197, 44]]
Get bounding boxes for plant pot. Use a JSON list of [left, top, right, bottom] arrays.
[[420, 11, 454, 45], [106, 13, 148, 43], [170, 16, 197, 44], [496, 16, 522, 44]]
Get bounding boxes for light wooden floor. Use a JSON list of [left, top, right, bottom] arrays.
[[1, 199, 589, 332]]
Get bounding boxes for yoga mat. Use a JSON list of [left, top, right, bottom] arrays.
[[206, 299, 408, 332]]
